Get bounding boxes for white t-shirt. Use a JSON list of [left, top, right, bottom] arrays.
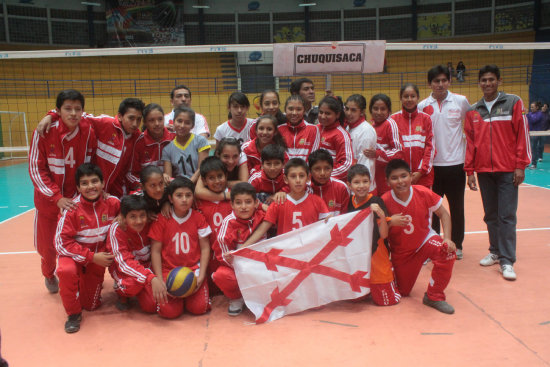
[[213, 118, 255, 145], [418, 91, 470, 166], [164, 110, 210, 137]]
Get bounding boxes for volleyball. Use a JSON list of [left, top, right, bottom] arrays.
[[165, 266, 197, 298]]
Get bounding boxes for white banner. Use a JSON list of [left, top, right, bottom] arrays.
[[232, 209, 373, 323], [273, 41, 386, 76]]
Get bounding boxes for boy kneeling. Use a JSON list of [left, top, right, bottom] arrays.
[[55, 163, 120, 333], [382, 159, 456, 314]]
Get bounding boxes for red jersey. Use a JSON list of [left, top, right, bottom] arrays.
[[107, 221, 155, 285], [309, 177, 350, 216], [373, 118, 404, 195], [318, 122, 355, 181], [248, 170, 288, 195], [127, 128, 175, 190], [148, 209, 212, 273], [29, 119, 96, 214], [214, 209, 266, 266], [278, 120, 320, 160], [195, 198, 233, 246], [265, 192, 330, 235], [382, 185, 442, 257], [55, 194, 121, 265], [391, 109, 435, 187]]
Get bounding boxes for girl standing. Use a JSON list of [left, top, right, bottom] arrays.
[[213, 92, 255, 146], [242, 115, 288, 175], [278, 95, 320, 161]]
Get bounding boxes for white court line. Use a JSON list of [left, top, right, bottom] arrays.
[[522, 183, 550, 191], [465, 227, 550, 235], [0, 250, 36, 255], [0, 208, 35, 225]]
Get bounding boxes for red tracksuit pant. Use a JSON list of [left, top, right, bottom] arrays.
[[34, 209, 58, 279], [391, 235, 455, 301], [212, 265, 242, 299], [157, 270, 211, 319], [110, 269, 157, 314], [57, 256, 106, 315]]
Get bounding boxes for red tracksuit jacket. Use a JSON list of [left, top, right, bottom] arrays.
[[248, 170, 288, 194], [373, 118, 404, 194], [391, 109, 435, 187], [127, 128, 175, 189], [29, 119, 96, 214], [317, 122, 355, 181], [278, 120, 320, 161], [55, 194, 120, 264], [464, 92, 531, 175], [309, 177, 350, 216], [107, 221, 156, 285]]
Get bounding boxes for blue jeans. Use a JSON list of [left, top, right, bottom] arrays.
[[477, 172, 518, 265]]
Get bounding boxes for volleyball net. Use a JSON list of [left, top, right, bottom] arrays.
[[1, 41, 549, 158]]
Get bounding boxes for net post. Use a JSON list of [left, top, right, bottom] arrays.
[[23, 112, 29, 150], [275, 77, 280, 92]]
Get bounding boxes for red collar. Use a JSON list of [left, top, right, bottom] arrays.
[[347, 117, 366, 130], [401, 108, 418, 120]]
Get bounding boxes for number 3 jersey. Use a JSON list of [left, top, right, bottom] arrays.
[[382, 185, 442, 257], [161, 134, 211, 179], [265, 192, 329, 235], [148, 209, 212, 273]]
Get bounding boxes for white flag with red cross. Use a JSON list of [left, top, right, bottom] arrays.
[[232, 209, 373, 323]]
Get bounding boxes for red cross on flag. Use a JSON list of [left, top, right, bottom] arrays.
[[232, 208, 373, 323]]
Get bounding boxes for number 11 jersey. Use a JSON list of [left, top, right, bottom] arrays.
[[161, 134, 211, 179]]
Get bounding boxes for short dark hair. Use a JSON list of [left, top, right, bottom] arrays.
[[173, 106, 196, 127], [427, 65, 451, 84], [289, 78, 314, 95], [120, 195, 148, 216], [200, 156, 227, 178], [230, 182, 256, 202], [369, 94, 392, 113], [261, 144, 285, 163], [318, 96, 345, 125], [56, 89, 84, 110], [347, 164, 371, 182], [227, 92, 250, 108], [478, 64, 501, 81], [399, 83, 420, 99], [215, 137, 242, 156], [308, 149, 333, 169], [118, 98, 145, 116], [385, 159, 411, 178], [140, 165, 163, 186], [170, 85, 191, 99], [345, 94, 367, 111], [284, 94, 306, 110], [284, 158, 309, 176], [75, 163, 103, 185], [167, 176, 195, 196]]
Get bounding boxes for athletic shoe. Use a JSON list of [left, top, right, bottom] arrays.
[[422, 293, 455, 314], [527, 164, 537, 170], [500, 264, 517, 281], [538, 158, 543, 163], [423, 258, 431, 265], [228, 298, 245, 316], [64, 313, 82, 333], [115, 296, 131, 311], [45, 276, 59, 293], [479, 253, 499, 266], [456, 249, 463, 260]]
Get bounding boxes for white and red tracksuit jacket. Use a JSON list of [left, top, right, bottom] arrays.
[[317, 122, 355, 181], [107, 221, 156, 285], [213, 209, 266, 267], [29, 119, 96, 214], [55, 194, 120, 265], [373, 118, 404, 194], [391, 109, 435, 187], [278, 120, 320, 161], [127, 128, 175, 190], [47, 111, 140, 198], [248, 170, 288, 194], [309, 177, 350, 216], [464, 92, 531, 175]]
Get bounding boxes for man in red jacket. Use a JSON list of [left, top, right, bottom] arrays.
[[464, 64, 531, 281]]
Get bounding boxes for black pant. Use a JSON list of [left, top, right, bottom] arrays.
[[431, 164, 466, 249]]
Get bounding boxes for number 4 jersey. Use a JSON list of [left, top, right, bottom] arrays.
[[382, 185, 442, 257], [148, 209, 212, 274]]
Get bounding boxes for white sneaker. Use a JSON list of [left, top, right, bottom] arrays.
[[500, 264, 517, 281], [456, 249, 463, 260], [480, 253, 499, 266], [228, 298, 245, 316]]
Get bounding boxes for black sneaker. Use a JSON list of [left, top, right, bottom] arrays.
[[45, 276, 59, 294], [65, 313, 82, 333], [115, 296, 131, 311], [422, 293, 454, 314]]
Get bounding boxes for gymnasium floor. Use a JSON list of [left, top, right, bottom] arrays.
[[0, 156, 549, 367]]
